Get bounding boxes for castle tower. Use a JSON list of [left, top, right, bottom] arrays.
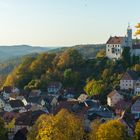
[[127, 24, 132, 48]]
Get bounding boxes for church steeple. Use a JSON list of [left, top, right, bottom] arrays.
[[127, 23, 132, 48]]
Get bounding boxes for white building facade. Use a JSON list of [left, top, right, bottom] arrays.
[[106, 26, 132, 59]]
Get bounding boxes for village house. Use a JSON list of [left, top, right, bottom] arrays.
[[87, 106, 114, 121], [107, 90, 123, 107], [114, 100, 131, 116], [14, 110, 46, 134], [64, 88, 76, 99], [131, 99, 140, 119], [134, 79, 140, 95], [47, 82, 62, 94], [78, 94, 88, 102], [131, 44, 140, 56], [0, 97, 5, 109], [120, 70, 139, 91], [4, 100, 24, 112], [29, 89, 41, 98]]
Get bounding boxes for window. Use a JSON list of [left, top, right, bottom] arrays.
[[108, 49, 110, 51], [116, 53, 118, 55]]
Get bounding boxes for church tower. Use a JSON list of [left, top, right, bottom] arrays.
[[127, 24, 132, 48]]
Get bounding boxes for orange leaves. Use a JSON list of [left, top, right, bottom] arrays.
[[135, 23, 140, 36]]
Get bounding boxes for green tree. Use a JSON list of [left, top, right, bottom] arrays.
[[102, 69, 110, 81], [0, 117, 7, 140], [122, 47, 131, 67], [63, 69, 80, 88], [84, 80, 106, 96]]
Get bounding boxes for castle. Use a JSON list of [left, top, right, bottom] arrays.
[[106, 25, 140, 59]]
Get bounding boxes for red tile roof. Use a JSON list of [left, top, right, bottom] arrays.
[[106, 36, 125, 44], [114, 100, 131, 110], [107, 90, 120, 98]]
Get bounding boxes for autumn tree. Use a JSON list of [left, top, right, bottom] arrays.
[[89, 119, 101, 140], [57, 49, 84, 70], [27, 109, 84, 140], [101, 69, 110, 81], [133, 64, 140, 72], [135, 23, 140, 36], [135, 120, 140, 140], [96, 49, 106, 58], [96, 120, 128, 140], [0, 117, 7, 140], [84, 80, 106, 96], [55, 109, 84, 140]]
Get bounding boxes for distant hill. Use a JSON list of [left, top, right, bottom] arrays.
[[0, 45, 56, 62], [0, 44, 105, 62]]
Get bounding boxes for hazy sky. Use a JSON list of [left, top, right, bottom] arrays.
[[0, 0, 139, 46]]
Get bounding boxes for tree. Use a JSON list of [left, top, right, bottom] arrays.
[[0, 117, 7, 140], [135, 23, 140, 36], [102, 69, 110, 81], [89, 119, 101, 140], [133, 64, 140, 72], [121, 47, 131, 67], [84, 80, 106, 96], [135, 120, 140, 140], [97, 120, 128, 140], [27, 109, 84, 140], [96, 49, 106, 58], [57, 49, 84, 70], [63, 69, 80, 88], [55, 109, 84, 140]]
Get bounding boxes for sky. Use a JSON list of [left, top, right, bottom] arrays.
[[0, 0, 139, 47]]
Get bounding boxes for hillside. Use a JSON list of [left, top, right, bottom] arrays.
[[49, 44, 106, 59], [0, 45, 56, 62]]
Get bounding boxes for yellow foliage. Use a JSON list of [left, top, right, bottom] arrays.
[[27, 109, 84, 140], [135, 23, 140, 36], [96, 120, 127, 140], [133, 64, 140, 72], [89, 119, 101, 140], [3, 70, 16, 87], [135, 23, 140, 28], [135, 120, 140, 140], [96, 49, 106, 58]]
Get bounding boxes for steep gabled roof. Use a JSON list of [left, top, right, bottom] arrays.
[[15, 110, 46, 126], [132, 44, 140, 49], [121, 70, 139, 80], [106, 36, 125, 44], [9, 100, 24, 108], [131, 99, 140, 112], [107, 90, 121, 98]]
